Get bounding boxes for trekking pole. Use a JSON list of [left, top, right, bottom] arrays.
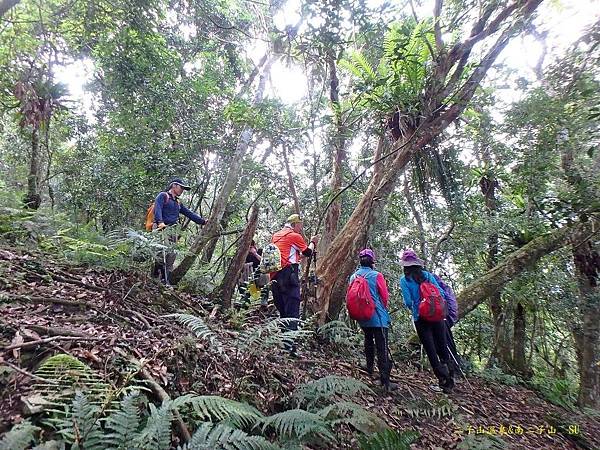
[[447, 345, 473, 391], [300, 250, 315, 321], [411, 319, 424, 371]]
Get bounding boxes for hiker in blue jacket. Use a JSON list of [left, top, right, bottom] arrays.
[[151, 178, 206, 284], [350, 249, 397, 392], [399, 249, 454, 393]]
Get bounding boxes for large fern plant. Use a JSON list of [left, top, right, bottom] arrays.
[[293, 375, 373, 409]]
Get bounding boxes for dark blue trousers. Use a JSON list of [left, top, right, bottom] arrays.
[[271, 264, 301, 332]]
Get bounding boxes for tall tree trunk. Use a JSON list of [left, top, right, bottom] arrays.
[[314, 0, 543, 323], [480, 174, 512, 368], [560, 130, 600, 407], [215, 205, 259, 308], [512, 302, 532, 378], [170, 58, 274, 284], [573, 222, 600, 407], [24, 128, 41, 209], [320, 51, 347, 258], [282, 144, 301, 216], [202, 145, 273, 263]]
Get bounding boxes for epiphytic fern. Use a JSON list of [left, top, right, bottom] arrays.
[[358, 429, 419, 450], [178, 422, 278, 450], [166, 313, 224, 353], [105, 391, 146, 449], [173, 394, 264, 428], [293, 376, 373, 409], [260, 409, 335, 443], [317, 401, 387, 434], [0, 420, 39, 450]]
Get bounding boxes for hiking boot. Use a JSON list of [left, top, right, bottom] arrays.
[[382, 381, 398, 393], [429, 384, 443, 393], [360, 363, 378, 380]]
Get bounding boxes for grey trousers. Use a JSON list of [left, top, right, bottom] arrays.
[[152, 225, 178, 278]]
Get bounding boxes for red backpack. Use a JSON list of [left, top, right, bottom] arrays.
[[418, 281, 447, 322], [346, 275, 376, 321]]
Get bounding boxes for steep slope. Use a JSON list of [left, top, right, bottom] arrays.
[[1, 245, 599, 449]]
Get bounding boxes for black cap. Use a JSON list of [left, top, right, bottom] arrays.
[[169, 178, 191, 190]]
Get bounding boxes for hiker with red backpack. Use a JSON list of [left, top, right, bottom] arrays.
[[399, 249, 455, 393], [149, 178, 206, 284], [348, 249, 397, 392]]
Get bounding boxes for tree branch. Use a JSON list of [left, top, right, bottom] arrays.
[[433, 0, 444, 52]]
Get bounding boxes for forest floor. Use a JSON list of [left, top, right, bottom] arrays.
[[1, 244, 599, 450]]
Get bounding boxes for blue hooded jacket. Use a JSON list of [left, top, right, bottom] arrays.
[[400, 270, 447, 322]]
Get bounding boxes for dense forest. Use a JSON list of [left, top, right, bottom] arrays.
[[0, 0, 599, 448]]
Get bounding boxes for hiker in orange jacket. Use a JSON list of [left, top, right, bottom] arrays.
[[270, 214, 318, 355]]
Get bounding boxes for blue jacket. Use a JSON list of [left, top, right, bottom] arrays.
[[349, 266, 390, 328], [400, 270, 447, 322], [154, 192, 205, 226]]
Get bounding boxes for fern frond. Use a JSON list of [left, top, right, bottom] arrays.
[[179, 422, 278, 450], [293, 376, 373, 409], [105, 391, 145, 449], [317, 401, 387, 434], [260, 409, 335, 443], [237, 319, 312, 357], [173, 395, 264, 428], [35, 353, 110, 415], [358, 429, 419, 450], [456, 433, 506, 450], [134, 401, 173, 450], [403, 397, 455, 419], [31, 440, 66, 450], [166, 314, 223, 353], [351, 51, 377, 81], [338, 58, 365, 80], [55, 392, 104, 450], [316, 320, 357, 345], [0, 420, 39, 450]]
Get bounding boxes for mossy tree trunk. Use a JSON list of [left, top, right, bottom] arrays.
[[24, 127, 42, 209], [572, 222, 600, 408]]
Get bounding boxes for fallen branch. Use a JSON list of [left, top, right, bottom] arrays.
[[2, 294, 88, 307], [27, 325, 91, 338], [128, 354, 192, 444], [1, 360, 58, 384], [126, 309, 152, 329], [49, 272, 106, 292], [3, 336, 105, 352]]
